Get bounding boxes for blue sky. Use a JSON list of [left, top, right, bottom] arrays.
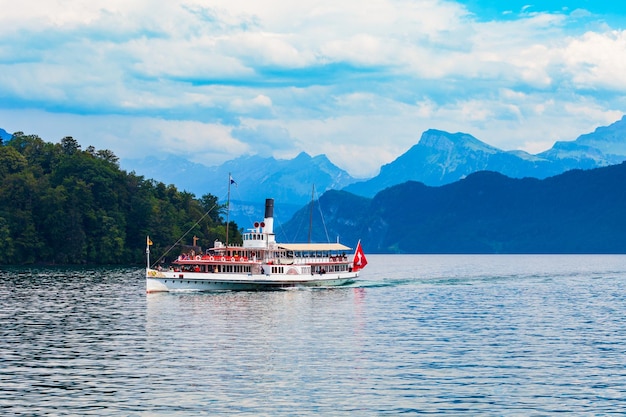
[[1, 1, 626, 178]]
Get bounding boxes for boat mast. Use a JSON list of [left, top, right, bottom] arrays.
[[308, 184, 315, 243], [226, 173, 232, 250]]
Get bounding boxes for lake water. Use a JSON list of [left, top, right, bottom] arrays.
[[2, 255, 626, 415]]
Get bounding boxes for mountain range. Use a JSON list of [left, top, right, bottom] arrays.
[[122, 115, 626, 226], [278, 162, 626, 254], [344, 116, 626, 196], [123, 152, 354, 228], [3, 116, 626, 232]]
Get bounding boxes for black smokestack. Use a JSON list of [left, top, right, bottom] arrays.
[[265, 198, 274, 219], [264, 198, 275, 234]]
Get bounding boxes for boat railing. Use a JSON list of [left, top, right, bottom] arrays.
[[292, 256, 348, 265]]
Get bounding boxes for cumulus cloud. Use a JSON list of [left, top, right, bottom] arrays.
[[562, 30, 626, 90]]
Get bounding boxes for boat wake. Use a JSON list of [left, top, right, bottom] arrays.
[[348, 278, 419, 288], [351, 274, 539, 288]]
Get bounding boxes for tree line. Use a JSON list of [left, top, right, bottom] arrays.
[[0, 132, 241, 265]]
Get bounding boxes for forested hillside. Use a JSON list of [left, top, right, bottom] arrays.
[[0, 133, 241, 265], [280, 163, 626, 254]]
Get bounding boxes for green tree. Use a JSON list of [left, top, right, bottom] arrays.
[[0, 146, 27, 178], [60, 136, 81, 155]]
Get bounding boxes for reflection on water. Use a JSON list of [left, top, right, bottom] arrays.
[[144, 288, 372, 415], [2, 256, 626, 415]]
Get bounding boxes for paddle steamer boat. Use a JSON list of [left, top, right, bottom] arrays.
[[145, 198, 367, 292]]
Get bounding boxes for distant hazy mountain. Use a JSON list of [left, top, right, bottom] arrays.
[[121, 116, 626, 213], [573, 115, 626, 156], [279, 162, 626, 254], [343, 129, 549, 196], [344, 116, 626, 197], [122, 152, 357, 228]]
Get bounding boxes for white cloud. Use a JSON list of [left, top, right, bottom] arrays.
[[230, 94, 273, 113], [562, 30, 626, 90]]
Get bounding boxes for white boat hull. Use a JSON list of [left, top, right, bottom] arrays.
[[146, 268, 358, 292]]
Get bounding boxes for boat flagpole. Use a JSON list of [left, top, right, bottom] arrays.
[[146, 235, 152, 269], [226, 173, 235, 249]]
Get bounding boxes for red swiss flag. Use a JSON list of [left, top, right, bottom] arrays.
[[352, 240, 368, 271]]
